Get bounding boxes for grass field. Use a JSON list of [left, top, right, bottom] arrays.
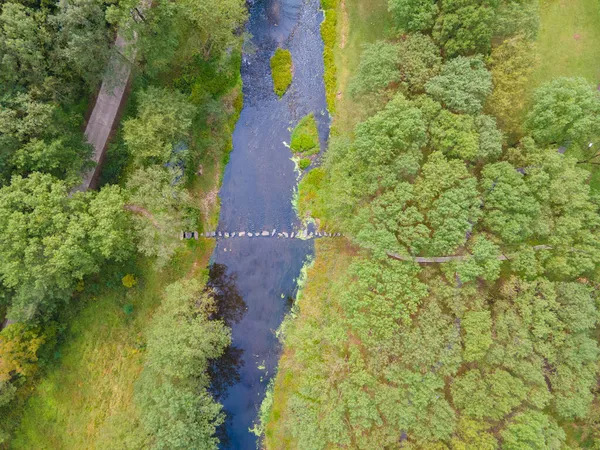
[[333, 0, 392, 133], [530, 0, 600, 90]]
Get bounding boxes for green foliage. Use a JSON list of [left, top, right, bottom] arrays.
[[0, 173, 133, 321], [297, 168, 327, 222], [462, 310, 492, 361], [425, 56, 492, 115], [349, 41, 401, 99], [480, 161, 540, 245], [450, 417, 497, 450], [351, 34, 442, 101], [526, 77, 600, 147], [388, 0, 438, 32], [501, 411, 566, 450], [486, 36, 537, 139], [107, 0, 246, 77], [266, 1, 600, 448], [494, 0, 539, 41], [351, 93, 427, 193], [135, 279, 230, 450], [270, 48, 293, 97], [433, 0, 497, 57], [430, 110, 479, 160], [298, 158, 311, 170], [0, 0, 110, 186], [126, 166, 198, 267], [397, 33, 442, 93], [124, 87, 196, 164], [452, 368, 528, 420], [290, 114, 320, 155], [456, 236, 502, 282]]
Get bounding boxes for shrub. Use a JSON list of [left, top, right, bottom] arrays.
[[299, 158, 311, 170], [290, 114, 320, 154], [270, 48, 293, 97], [298, 167, 327, 221], [122, 274, 137, 288]]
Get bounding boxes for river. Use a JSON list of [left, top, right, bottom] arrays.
[[208, 0, 329, 448]]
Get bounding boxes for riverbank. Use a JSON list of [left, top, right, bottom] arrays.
[[9, 61, 243, 449], [263, 0, 600, 447], [261, 0, 390, 447]]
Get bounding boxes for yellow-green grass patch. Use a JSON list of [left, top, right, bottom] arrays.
[[290, 113, 320, 155], [271, 48, 293, 98]]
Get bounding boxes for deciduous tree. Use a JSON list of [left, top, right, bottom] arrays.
[[425, 56, 492, 115]]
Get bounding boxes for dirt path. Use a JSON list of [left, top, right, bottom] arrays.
[[73, 34, 135, 192]]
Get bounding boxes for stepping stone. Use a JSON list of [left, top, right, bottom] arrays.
[[290, 232, 295, 238], [248, 232, 253, 237], [231, 232, 236, 237], [210, 232, 216, 237], [272, 229, 276, 236], [218, 232, 222, 237], [262, 231, 269, 236], [239, 232, 245, 237], [225, 232, 230, 238], [282, 232, 289, 238], [277, 233, 282, 237]]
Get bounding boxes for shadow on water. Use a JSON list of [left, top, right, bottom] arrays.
[[209, 0, 328, 448]]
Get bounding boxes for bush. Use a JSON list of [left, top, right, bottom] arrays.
[[270, 48, 293, 97], [299, 158, 311, 170], [122, 274, 137, 288], [298, 167, 327, 221], [290, 114, 320, 154]]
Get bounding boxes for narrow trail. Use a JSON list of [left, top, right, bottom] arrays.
[[74, 34, 134, 192]]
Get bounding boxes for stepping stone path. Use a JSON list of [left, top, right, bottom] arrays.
[[196, 230, 344, 240]]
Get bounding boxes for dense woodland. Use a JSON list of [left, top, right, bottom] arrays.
[[276, 0, 600, 448], [0, 0, 245, 445]]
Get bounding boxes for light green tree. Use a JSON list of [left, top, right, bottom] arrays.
[[526, 77, 600, 147], [0, 173, 132, 321], [433, 0, 497, 57], [123, 87, 196, 164], [425, 56, 492, 115], [135, 279, 230, 450]]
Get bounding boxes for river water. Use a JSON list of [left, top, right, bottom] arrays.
[[208, 0, 329, 448]]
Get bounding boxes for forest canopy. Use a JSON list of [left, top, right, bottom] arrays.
[[267, 0, 600, 448]]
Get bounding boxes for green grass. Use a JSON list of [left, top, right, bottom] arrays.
[[290, 114, 320, 155], [10, 245, 214, 449], [530, 0, 600, 91], [270, 48, 293, 97], [529, 0, 600, 195], [333, 0, 392, 133], [320, 0, 339, 112]]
